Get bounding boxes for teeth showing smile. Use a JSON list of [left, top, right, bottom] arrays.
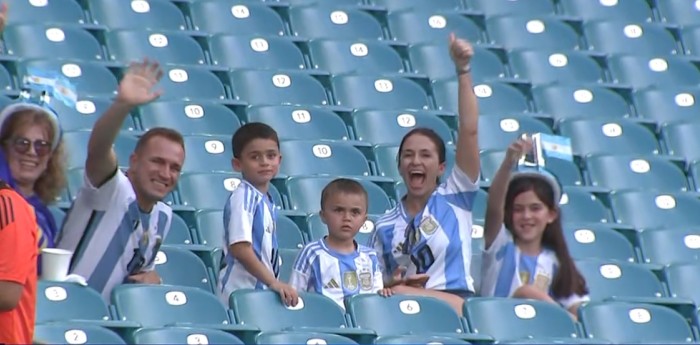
[[153, 180, 168, 188], [19, 160, 38, 168]]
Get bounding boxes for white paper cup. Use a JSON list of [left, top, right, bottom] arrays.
[[41, 248, 73, 281]]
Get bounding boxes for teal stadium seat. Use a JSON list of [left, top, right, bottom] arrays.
[[466, 0, 557, 17], [657, 0, 700, 26], [105, 30, 206, 65], [609, 54, 700, 89], [480, 150, 583, 187], [486, 16, 581, 51], [132, 327, 244, 344], [181, 135, 231, 173], [5, 0, 85, 25], [331, 75, 431, 110], [278, 248, 298, 283], [3, 24, 104, 60], [583, 21, 680, 56], [584, 154, 689, 193], [286, 0, 364, 6], [163, 213, 194, 246], [154, 65, 227, 101], [19, 59, 118, 97], [387, 10, 483, 45], [508, 50, 606, 86], [0, 64, 14, 93], [139, 101, 241, 136], [285, 176, 392, 214], [435, 80, 530, 115], [49, 206, 66, 230], [194, 209, 225, 248], [532, 84, 631, 121], [637, 228, 700, 265], [288, 5, 384, 40], [34, 323, 126, 345], [664, 262, 700, 305], [256, 331, 357, 345], [86, 0, 187, 30], [576, 259, 668, 301], [681, 26, 700, 56], [179, 172, 283, 210], [373, 144, 456, 181], [63, 131, 137, 169], [308, 39, 405, 75], [559, 0, 653, 22], [189, 0, 285, 36], [277, 215, 306, 250], [230, 69, 329, 106], [373, 0, 464, 12], [278, 140, 372, 177], [155, 246, 213, 293], [209, 34, 307, 71], [634, 87, 700, 124], [245, 105, 350, 142], [661, 120, 700, 161], [353, 109, 453, 145], [53, 97, 138, 132], [36, 281, 113, 323], [375, 335, 470, 344], [478, 114, 552, 151], [409, 44, 507, 82], [559, 187, 612, 224], [557, 118, 660, 156], [609, 190, 700, 229], [563, 223, 637, 263], [306, 213, 378, 245]]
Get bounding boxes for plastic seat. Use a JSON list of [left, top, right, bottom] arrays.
[[307, 213, 377, 246], [63, 131, 137, 169], [256, 332, 357, 345], [692, 161, 700, 192], [286, 0, 364, 6], [6, 0, 85, 25], [373, 0, 464, 12], [289, 5, 384, 40], [139, 101, 241, 136], [681, 25, 700, 56], [478, 114, 552, 151], [576, 259, 666, 301], [133, 327, 244, 344], [409, 43, 506, 82], [584, 21, 680, 56], [209, 34, 306, 71], [664, 262, 700, 305], [163, 213, 194, 246], [373, 144, 456, 181], [49, 206, 66, 230], [480, 150, 583, 187], [105, 30, 206, 65], [353, 109, 453, 145], [559, 187, 611, 224], [610, 190, 700, 229], [563, 223, 636, 263], [637, 228, 700, 265], [3, 24, 104, 60], [634, 87, 700, 124], [559, 0, 653, 22], [609, 55, 700, 89], [532, 84, 631, 121], [579, 301, 695, 343], [179, 173, 283, 211], [190, 0, 285, 36], [661, 120, 700, 161], [656, 0, 700, 27], [467, 0, 556, 17], [230, 69, 329, 106], [155, 246, 213, 292], [464, 297, 580, 342], [34, 323, 126, 345], [585, 155, 689, 192], [245, 105, 350, 142], [331, 75, 431, 110], [52, 96, 138, 132], [557, 118, 660, 156], [279, 248, 298, 283], [155, 66, 227, 101], [308, 39, 404, 75], [387, 10, 483, 45], [18, 58, 118, 97], [508, 50, 606, 86], [180, 135, 231, 173], [277, 215, 305, 250], [0, 64, 12, 93], [376, 335, 470, 345], [36, 281, 113, 323], [278, 140, 372, 177], [87, 0, 187, 30], [286, 176, 392, 214], [486, 16, 581, 51], [434, 80, 530, 115]]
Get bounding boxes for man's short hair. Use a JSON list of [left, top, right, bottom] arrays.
[[231, 122, 280, 158], [135, 127, 185, 153], [320, 178, 368, 211]]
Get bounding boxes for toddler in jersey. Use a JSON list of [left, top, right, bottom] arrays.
[[217, 123, 298, 307], [481, 137, 589, 319], [290, 178, 389, 309]]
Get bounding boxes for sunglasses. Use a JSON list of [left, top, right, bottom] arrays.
[[10, 137, 52, 157]]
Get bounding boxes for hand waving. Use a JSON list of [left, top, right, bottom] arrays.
[[116, 59, 163, 107], [449, 33, 474, 69]]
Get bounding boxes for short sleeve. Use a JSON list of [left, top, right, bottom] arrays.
[[79, 169, 125, 210], [558, 293, 590, 310], [440, 166, 479, 210], [225, 188, 256, 246], [0, 193, 36, 284], [368, 227, 388, 276], [483, 225, 510, 255], [479, 226, 511, 297], [289, 248, 312, 292]]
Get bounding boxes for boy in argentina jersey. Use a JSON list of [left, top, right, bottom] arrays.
[[56, 60, 185, 301], [290, 179, 387, 309], [218, 123, 298, 307]]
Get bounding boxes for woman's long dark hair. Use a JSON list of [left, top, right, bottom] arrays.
[[504, 176, 589, 299]]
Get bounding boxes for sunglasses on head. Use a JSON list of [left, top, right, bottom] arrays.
[[10, 137, 52, 157]]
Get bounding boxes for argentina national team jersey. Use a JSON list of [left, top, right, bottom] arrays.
[[371, 166, 479, 292], [289, 238, 383, 309], [218, 180, 279, 304], [56, 170, 172, 301]]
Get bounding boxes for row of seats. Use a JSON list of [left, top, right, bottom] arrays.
[[34, 281, 700, 344]]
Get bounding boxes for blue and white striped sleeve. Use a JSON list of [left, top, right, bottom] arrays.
[[289, 244, 314, 291], [224, 187, 257, 246]]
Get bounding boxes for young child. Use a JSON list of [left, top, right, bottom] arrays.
[[289, 178, 388, 309], [217, 122, 298, 307], [481, 138, 589, 319]]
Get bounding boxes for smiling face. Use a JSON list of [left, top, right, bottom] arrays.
[[511, 190, 558, 245], [398, 132, 445, 199], [5, 123, 52, 193], [129, 135, 184, 208], [321, 191, 368, 244], [233, 138, 281, 191]]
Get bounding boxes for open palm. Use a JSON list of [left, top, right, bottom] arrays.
[[117, 59, 163, 107]]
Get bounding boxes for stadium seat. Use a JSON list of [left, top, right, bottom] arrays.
[[464, 297, 580, 342], [245, 105, 350, 142], [353, 109, 453, 145], [486, 16, 581, 51], [480, 150, 583, 187], [579, 301, 695, 343], [285, 176, 392, 214], [466, 0, 557, 17], [306, 213, 378, 245], [691, 161, 700, 192], [63, 131, 137, 169], [656, 0, 700, 27], [308, 39, 404, 75], [637, 228, 700, 265], [681, 26, 700, 56], [387, 10, 483, 45], [3, 24, 104, 60], [86, 0, 187, 30], [557, 118, 659, 156], [279, 248, 298, 283], [278, 140, 372, 177], [373, 144, 456, 181], [661, 120, 700, 161], [584, 154, 689, 192], [179, 172, 283, 210], [376, 335, 471, 344], [34, 323, 126, 345], [163, 213, 194, 246], [609, 190, 700, 229], [18, 59, 118, 97], [532, 84, 631, 121], [52, 96, 138, 132], [664, 262, 700, 305], [230, 69, 329, 106], [154, 66, 227, 101], [277, 215, 305, 250], [331, 75, 431, 111], [36, 281, 112, 323], [49, 206, 65, 230], [286, 0, 363, 6], [478, 114, 552, 151], [6, 0, 85, 25], [189, 0, 285, 36], [154, 246, 213, 292], [409, 43, 506, 82], [180, 135, 231, 173], [564, 223, 636, 263], [634, 87, 700, 124], [576, 259, 666, 301], [105, 30, 206, 65], [508, 50, 606, 86], [209, 34, 307, 71], [194, 209, 225, 248], [608, 54, 700, 89], [373, 0, 464, 12], [559, 0, 653, 22], [435, 80, 530, 115], [139, 101, 241, 136], [584, 21, 680, 56], [257, 332, 357, 344], [132, 327, 244, 344], [289, 5, 384, 40], [559, 187, 612, 224]]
